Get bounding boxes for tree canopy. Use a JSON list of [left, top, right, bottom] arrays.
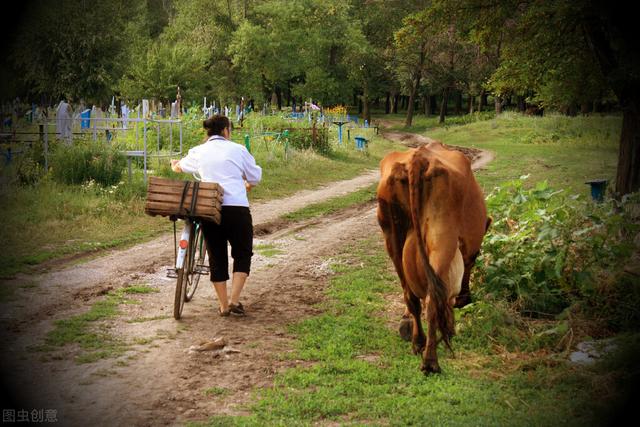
[[2, 0, 638, 193]]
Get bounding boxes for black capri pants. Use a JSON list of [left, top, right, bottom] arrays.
[[201, 206, 253, 282]]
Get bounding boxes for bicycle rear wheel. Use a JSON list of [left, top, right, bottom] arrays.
[[185, 225, 206, 302]]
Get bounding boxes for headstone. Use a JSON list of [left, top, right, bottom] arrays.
[[142, 99, 150, 118]]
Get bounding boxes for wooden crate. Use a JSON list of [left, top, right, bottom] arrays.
[[145, 176, 223, 224]]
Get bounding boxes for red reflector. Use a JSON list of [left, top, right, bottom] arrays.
[[179, 240, 188, 249]]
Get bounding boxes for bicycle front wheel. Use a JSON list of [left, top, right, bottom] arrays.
[[185, 225, 206, 302], [173, 222, 193, 320]]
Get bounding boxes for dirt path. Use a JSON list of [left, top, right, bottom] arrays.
[[0, 132, 492, 426]]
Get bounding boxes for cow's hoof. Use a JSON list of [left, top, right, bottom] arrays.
[[454, 293, 472, 308], [399, 317, 412, 342], [420, 359, 441, 375], [411, 339, 426, 355]]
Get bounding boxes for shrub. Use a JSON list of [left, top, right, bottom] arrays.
[[51, 141, 126, 186], [16, 156, 44, 186], [286, 127, 330, 154], [476, 177, 639, 319]]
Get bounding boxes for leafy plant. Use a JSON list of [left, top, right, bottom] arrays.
[[51, 140, 126, 186], [477, 177, 639, 319]]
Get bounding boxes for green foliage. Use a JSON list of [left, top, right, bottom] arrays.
[[10, 0, 144, 102], [15, 156, 45, 186], [118, 38, 208, 101], [477, 177, 639, 318], [51, 141, 126, 186]]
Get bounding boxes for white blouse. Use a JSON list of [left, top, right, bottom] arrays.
[[178, 136, 262, 207]]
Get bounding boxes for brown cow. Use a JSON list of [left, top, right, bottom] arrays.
[[376, 142, 490, 374]]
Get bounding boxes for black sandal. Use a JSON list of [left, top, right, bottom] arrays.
[[229, 302, 245, 316]]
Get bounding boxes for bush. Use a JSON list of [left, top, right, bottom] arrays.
[[476, 177, 639, 319], [16, 156, 44, 186], [51, 141, 126, 186], [286, 127, 330, 154]]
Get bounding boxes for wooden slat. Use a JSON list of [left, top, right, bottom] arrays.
[[148, 177, 222, 192], [147, 192, 222, 208], [145, 200, 218, 214], [148, 186, 222, 199], [145, 202, 221, 223], [146, 190, 220, 202]]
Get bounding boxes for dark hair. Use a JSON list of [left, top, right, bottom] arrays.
[[203, 115, 231, 136]]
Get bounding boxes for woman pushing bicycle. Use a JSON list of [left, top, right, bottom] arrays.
[[171, 115, 262, 317]]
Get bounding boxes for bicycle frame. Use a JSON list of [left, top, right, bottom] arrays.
[[175, 219, 192, 270]]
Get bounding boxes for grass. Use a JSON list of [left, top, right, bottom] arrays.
[[0, 123, 399, 277], [0, 178, 168, 278], [413, 112, 621, 197], [281, 183, 377, 222], [40, 284, 157, 363], [254, 243, 284, 257], [204, 387, 231, 397], [199, 236, 627, 426]]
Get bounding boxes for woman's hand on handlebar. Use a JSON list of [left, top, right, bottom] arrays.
[[245, 181, 253, 192], [170, 159, 182, 173]]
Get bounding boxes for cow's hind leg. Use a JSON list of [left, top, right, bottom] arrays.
[[421, 307, 441, 374], [404, 290, 425, 355]]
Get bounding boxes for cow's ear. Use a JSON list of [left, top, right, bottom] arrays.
[[485, 217, 493, 233]]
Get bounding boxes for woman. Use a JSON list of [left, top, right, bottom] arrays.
[[171, 115, 262, 316]]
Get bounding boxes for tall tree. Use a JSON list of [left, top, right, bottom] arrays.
[[10, 0, 140, 103], [581, 1, 640, 195], [450, 0, 638, 195]]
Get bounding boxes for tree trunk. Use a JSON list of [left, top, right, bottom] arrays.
[[455, 91, 462, 115], [362, 84, 371, 124], [580, 102, 590, 115], [431, 95, 438, 115], [494, 95, 503, 115], [424, 95, 429, 116], [276, 86, 282, 110], [468, 94, 474, 114], [392, 93, 399, 114], [405, 75, 422, 127], [518, 96, 526, 112], [616, 105, 640, 195], [480, 92, 488, 110], [439, 87, 450, 124], [385, 92, 390, 114]]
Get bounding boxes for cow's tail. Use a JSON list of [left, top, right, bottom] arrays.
[[408, 153, 455, 351]]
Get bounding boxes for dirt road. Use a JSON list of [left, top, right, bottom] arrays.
[[0, 134, 492, 426]]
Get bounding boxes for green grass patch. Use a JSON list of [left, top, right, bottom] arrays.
[[383, 110, 496, 134], [127, 315, 170, 324], [200, 236, 626, 426], [42, 285, 154, 363], [254, 243, 284, 257], [121, 284, 158, 294], [0, 178, 168, 278], [204, 387, 231, 397], [418, 112, 621, 197], [281, 183, 377, 222]]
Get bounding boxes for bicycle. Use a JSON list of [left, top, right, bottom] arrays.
[[168, 174, 211, 320]]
